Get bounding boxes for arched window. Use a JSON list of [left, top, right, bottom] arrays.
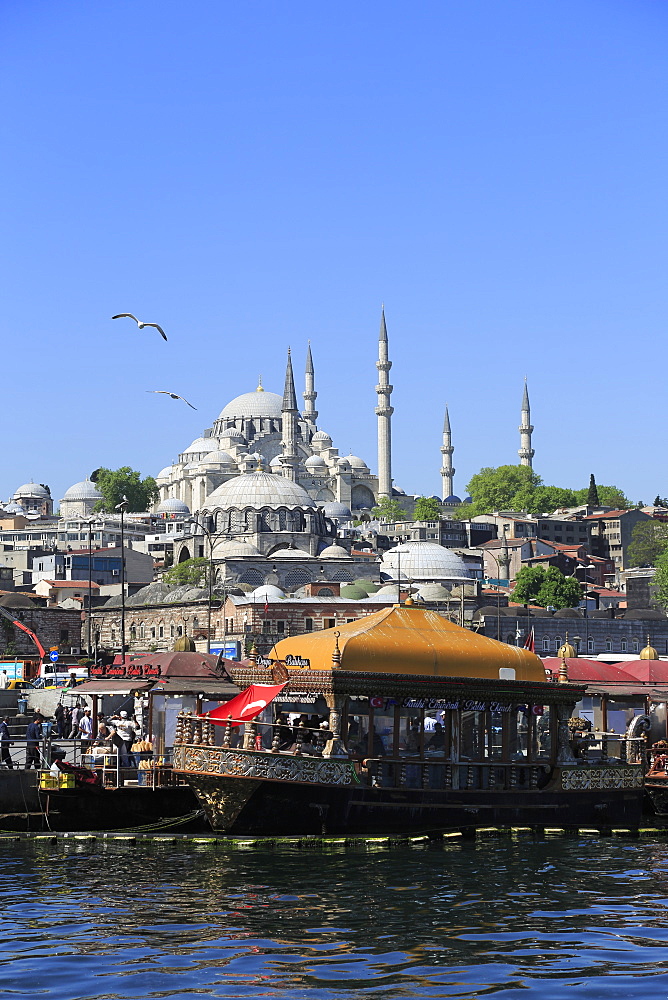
[[605, 637, 612, 651], [554, 636, 561, 651], [633, 637, 640, 653], [130, 625, 137, 641], [587, 637, 594, 653], [139, 624, 145, 639], [542, 636, 549, 651], [621, 638, 627, 652], [192, 617, 199, 630]]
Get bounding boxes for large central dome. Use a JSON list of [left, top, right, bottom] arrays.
[[206, 471, 316, 509], [219, 389, 283, 421]]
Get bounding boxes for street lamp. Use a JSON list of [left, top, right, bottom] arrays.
[[81, 515, 103, 657], [114, 496, 129, 665], [187, 514, 229, 654]]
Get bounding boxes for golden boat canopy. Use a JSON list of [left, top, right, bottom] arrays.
[[270, 605, 546, 683]]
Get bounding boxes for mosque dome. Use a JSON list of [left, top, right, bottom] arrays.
[[272, 546, 314, 558], [214, 539, 261, 557], [340, 584, 369, 600], [337, 457, 351, 472], [322, 502, 352, 521], [305, 454, 327, 470], [156, 466, 175, 481], [312, 431, 332, 444], [251, 584, 286, 600], [381, 541, 470, 583], [416, 583, 453, 602], [62, 479, 103, 502], [444, 495, 462, 504], [345, 455, 368, 471], [206, 471, 316, 510], [3, 502, 24, 514], [182, 437, 214, 455], [269, 456, 282, 469], [13, 482, 49, 500], [640, 637, 660, 660], [220, 428, 246, 442], [318, 543, 352, 559], [219, 389, 283, 421], [156, 498, 190, 515], [202, 450, 236, 467]]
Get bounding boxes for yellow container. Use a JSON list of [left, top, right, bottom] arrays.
[[39, 774, 58, 790], [58, 773, 75, 790]]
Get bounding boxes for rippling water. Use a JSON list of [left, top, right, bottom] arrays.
[[0, 836, 667, 998]]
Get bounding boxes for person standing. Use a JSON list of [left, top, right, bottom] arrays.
[[25, 715, 43, 769], [114, 711, 137, 765], [0, 671, 8, 691], [68, 705, 82, 739], [0, 717, 13, 768], [78, 709, 93, 752], [54, 703, 66, 739]]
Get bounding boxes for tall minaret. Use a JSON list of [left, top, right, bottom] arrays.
[[280, 348, 300, 481], [440, 405, 455, 499], [518, 378, 534, 467], [375, 306, 394, 497], [302, 341, 318, 433]]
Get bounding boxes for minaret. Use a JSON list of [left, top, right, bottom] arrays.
[[518, 379, 534, 467], [302, 341, 318, 432], [280, 348, 300, 481], [440, 405, 455, 499], [375, 306, 394, 497]]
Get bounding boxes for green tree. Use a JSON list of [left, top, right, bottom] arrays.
[[524, 486, 578, 515], [162, 557, 209, 588], [627, 520, 668, 567], [573, 484, 630, 509], [653, 550, 668, 610], [587, 474, 599, 507], [92, 466, 159, 513], [413, 496, 442, 521], [465, 465, 542, 517], [372, 497, 408, 522], [512, 565, 582, 609]]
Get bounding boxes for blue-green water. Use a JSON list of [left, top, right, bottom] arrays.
[[1, 837, 667, 999]]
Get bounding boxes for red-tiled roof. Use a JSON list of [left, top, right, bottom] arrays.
[[583, 510, 631, 520], [37, 580, 100, 589]]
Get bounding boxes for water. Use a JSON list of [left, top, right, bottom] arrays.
[[0, 837, 667, 999]]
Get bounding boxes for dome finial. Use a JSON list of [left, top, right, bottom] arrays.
[[256, 374, 264, 392], [557, 631, 576, 659], [640, 633, 659, 660]]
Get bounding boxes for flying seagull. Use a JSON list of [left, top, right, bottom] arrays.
[[147, 390, 197, 410], [112, 313, 167, 341]]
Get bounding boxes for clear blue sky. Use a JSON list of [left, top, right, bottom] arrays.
[[2, 1, 667, 507]]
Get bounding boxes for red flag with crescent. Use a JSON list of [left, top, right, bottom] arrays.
[[205, 683, 287, 727], [523, 627, 535, 653]]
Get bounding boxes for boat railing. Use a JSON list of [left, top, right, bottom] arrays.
[[572, 732, 647, 765]]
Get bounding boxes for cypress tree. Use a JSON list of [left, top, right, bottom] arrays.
[[587, 474, 600, 507]]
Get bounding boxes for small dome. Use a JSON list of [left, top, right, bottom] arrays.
[[340, 584, 369, 600], [322, 502, 352, 521], [206, 471, 316, 510], [182, 437, 214, 454], [62, 478, 103, 502], [156, 466, 175, 480], [640, 637, 660, 660], [474, 605, 507, 619], [3, 502, 24, 514], [214, 539, 261, 557], [173, 634, 196, 652], [624, 608, 666, 620], [251, 584, 285, 600], [202, 450, 236, 467], [444, 495, 462, 504], [156, 498, 190, 514], [312, 431, 332, 443], [353, 579, 380, 594], [13, 482, 49, 499], [318, 543, 352, 559], [305, 454, 327, 469], [557, 640, 576, 658], [345, 454, 368, 471], [381, 541, 470, 583], [0, 593, 35, 609], [553, 608, 582, 618], [416, 583, 452, 602], [272, 547, 314, 558], [219, 390, 283, 421], [336, 458, 351, 471], [269, 456, 283, 468], [220, 428, 246, 442]]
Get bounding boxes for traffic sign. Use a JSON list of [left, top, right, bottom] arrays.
[[49, 651, 59, 662], [49, 646, 58, 652]]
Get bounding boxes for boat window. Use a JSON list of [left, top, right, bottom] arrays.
[[532, 705, 551, 759], [486, 709, 504, 759], [460, 711, 484, 761], [345, 698, 369, 756], [371, 706, 395, 758], [398, 705, 422, 756], [508, 706, 529, 760]]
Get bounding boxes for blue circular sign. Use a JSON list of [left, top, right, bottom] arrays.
[[49, 651, 59, 662]]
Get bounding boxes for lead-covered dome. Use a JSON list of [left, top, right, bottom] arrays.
[[219, 389, 283, 421], [214, 539, 261, 557], [319, 543, 352, 559], [201, 450, 236, 468], [205, 471, 316, 510], [156, 498, 190, 514], [13, 482, 49, 499], [305, 454, 327, 470], [381, 541, 470, 583], [62, 479, 103, 501], [322, 502, 352, 521]]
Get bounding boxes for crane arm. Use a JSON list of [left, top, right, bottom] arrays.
[[0, 605, 47, 660]]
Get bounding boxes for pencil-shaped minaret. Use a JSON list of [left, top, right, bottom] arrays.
[[440, 405, 455, 499], [375, 306, 394, 497], [518, 379, 534, 467]]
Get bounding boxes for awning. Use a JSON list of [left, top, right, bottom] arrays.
[[152, 678, 239, 697], [74, 680, 154, 695]]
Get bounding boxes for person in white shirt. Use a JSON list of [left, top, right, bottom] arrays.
[[0, 671, 8, 691], [78, 709, 94, 750]]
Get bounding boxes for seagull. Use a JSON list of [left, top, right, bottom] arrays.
[[147, 390, 197, 410], [112, 313, 167, 341]]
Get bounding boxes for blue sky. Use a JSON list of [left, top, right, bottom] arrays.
[[1, 1, 667, 506]]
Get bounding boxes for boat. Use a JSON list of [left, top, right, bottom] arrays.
[[643, 740, 668, 815], [173, 606, 645, 834]]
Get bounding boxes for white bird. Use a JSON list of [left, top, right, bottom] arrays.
[[147, 390, 197, 410], [112, 313, 167, 341]]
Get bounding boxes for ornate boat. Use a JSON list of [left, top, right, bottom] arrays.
[[173, 606, 644, 834]]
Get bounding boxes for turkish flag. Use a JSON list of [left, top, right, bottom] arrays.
[[205, 683, 287, 727], [523, 628, 535, 653]]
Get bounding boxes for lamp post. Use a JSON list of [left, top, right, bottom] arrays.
[[484, 549, 504, 642], [114, 496, 129, 665], [187, 515, 229, 655], [81, 515, 103, 657]]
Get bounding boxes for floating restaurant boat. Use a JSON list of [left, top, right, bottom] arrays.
[[173, 606, 645, 834]]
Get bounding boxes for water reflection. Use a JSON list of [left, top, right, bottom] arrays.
[[1, 839, 668, 998]]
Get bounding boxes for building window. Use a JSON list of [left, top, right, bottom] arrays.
[[542, 637, 549, 651], [170, 625, 175, 638], [140, 625, 145, 639], [150, 627, 156, 639], [621, 638, 627, 652], [605, 638, 612, 651], [177, 626, 183, 637], [555, 636, 561, 651], [111, 629, 115, 643], [276, 621, 285, 633], [262, 621, 272, 634], [633, 638, 640, 653], [587, 638, 594, 653], [60, 629, 69, 643], [193, 617, 199, 630], [305, 617, 313, 632], [130, 626, 137, 641], [159, 626, 164, 638], [324, 618, 336, 629]]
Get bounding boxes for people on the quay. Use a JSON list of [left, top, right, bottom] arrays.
[[25, 714, 43, 769], [0, 717, 13, 769], [107, 724, 130, 766], [0, 670, 9, 691], [68, 704, 82, 739], [78, 709, 94, 751], [54, 703, 67, 738], [112, 711, 137, 761]]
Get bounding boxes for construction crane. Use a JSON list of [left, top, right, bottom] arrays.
[[0, 605, 46, 660]]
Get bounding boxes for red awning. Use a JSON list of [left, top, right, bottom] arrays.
[[205, 683, 286, 727], [542, 658, 633, 683], [619, 660, 668, 684]]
